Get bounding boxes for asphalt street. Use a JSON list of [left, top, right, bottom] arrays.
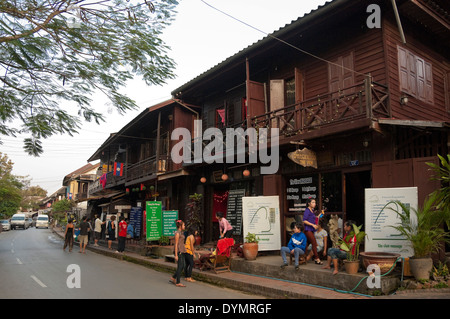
[[0, 227, 263, 299]]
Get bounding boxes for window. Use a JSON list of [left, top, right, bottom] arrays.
[[398, 46, 433, 104]]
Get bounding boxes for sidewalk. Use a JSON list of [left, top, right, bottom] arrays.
[[53, 228, 450, 299]]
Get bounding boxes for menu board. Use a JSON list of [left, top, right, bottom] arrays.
[[162, 210, 178, 237], [226, 189, 245, 235], [129, 207, 143, 238], [146, 201, 162, 241], [286, 175, 318, 214]]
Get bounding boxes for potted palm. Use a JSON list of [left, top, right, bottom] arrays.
[[384, 196, 449, 281], [243, 232, 259, 260], [339, 224, 366, 274]]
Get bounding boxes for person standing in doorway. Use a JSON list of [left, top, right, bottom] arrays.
[[63, 218, 75, 252], [303, 198, 323, 265], [117, 217, 127, 253]]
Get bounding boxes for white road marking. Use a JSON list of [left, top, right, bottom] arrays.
[[16, 258, 22, 264], [31, 275, 47, 288]]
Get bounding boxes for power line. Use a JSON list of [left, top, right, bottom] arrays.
[[200, 0, 366, 77]]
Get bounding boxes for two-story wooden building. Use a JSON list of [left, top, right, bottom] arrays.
[[86, 0, 448, 245], [169, 0, 449, 244], [87, 99, 200, 224]]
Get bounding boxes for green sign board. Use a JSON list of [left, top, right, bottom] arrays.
[[162, 210, 178, 237], [146, 201, 179, 241], [146, 201, 162, 241]]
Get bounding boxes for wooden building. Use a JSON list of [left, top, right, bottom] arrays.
[[170, 0, 449, 244]]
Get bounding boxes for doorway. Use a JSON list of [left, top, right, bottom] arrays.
[[345, 170, 371, 227]]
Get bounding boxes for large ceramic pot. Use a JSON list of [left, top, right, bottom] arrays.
[[360, 252, 401, 275], [243, 243, 258, 260], [409, 257, 433, 281], [343, 260, 360, 274]]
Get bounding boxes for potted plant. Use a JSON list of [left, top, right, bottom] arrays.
[[384, 196, 449, 281], [243, 232, 259, 260], [339, 223, 366, 274], [185, 193, 203, 245]]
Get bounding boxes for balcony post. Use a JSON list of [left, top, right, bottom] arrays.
[[365, 73, 373, 119]]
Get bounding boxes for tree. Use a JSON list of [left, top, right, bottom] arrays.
[[0, 152, 25, 217], [20, 184, 48, 212], [0, 0, 179, 156]]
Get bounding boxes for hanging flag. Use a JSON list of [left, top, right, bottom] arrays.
[[114, 162, 124, 176]]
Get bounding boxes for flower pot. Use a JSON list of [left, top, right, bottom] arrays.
[[409, 257, 433, 281], [243, 242, 258, 260], [344, 260, 360, 274], [360, 252, 401, 275]]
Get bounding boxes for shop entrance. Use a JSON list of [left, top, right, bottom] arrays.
[[344, 170, 371, 227]]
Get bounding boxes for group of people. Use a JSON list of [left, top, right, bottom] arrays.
[[63, 214, 134, 254], [280, 198, 356, 275]]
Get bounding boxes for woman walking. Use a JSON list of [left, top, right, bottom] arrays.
[[171, 220, 187, 287], [63, 218, 75, 252], [184, 226, 198, 283], [302, 198, 323, 265]]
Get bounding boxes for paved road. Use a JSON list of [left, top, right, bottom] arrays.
[[0, 227, 263, 299]]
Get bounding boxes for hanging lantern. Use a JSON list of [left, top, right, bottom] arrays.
[[243, 169, 250, 177], [221, 173, 228, 181], [126, 188, 130, 194], [200, 177, 207, 183]]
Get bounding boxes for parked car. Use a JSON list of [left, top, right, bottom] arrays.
[[36, 215, 49, 229], [10, 214, 30, 230], [1, 219, 11, 231]]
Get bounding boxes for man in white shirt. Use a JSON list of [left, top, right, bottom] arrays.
[[94, 214, 105, 246]]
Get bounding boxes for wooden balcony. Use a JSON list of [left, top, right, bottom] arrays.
[[248, 79, 389, 140]]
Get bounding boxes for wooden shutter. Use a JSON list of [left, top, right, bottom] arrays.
[[398, 47, 409, 93]]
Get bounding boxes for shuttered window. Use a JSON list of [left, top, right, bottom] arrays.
[[398, 46, 433, 104]]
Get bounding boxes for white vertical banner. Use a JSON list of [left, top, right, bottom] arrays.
[[365, 187, 418, 257], [242, 196, 281, 251]]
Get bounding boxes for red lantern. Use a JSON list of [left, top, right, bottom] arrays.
[[243, 169, 250, 177], [222, 174, 228, 181], [200, 177, 207, 183]]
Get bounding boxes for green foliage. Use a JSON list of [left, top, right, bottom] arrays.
[[51, 198, 75, 213], [383, 197, 449, 258], [0, 152, 26, 217], [338, 224, 366, 261], [427, 154, 450, 229], [0, 0, 179, 156], [244, 232, 259, 243], [185, 193, 203, 234]]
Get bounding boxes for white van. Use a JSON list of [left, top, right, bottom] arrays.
[[10, 213, 30, 230], [36, 215, 49, 229]]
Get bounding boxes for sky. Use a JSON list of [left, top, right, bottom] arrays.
[[3, 0, 328, 195]]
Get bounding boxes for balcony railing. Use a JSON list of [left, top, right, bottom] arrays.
[[249, 79, 389, 137], [88, 155, 169, 195]]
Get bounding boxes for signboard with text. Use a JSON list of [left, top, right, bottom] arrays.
[[365, 187, 418, 257], [146, 201, 162, 241], [162, 210, 178, 237]]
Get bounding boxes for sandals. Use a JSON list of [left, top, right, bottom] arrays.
[[314, 259, 323, 265]]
